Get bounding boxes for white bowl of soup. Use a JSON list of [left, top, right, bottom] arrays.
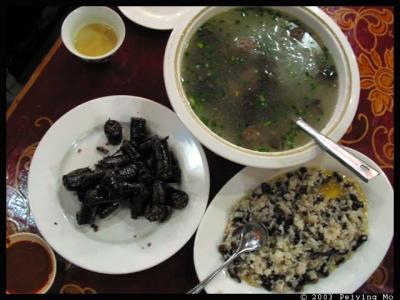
[[164, 6, 360, 168]]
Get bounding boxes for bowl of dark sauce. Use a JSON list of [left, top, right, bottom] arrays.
[[6, 233, 57, 294]]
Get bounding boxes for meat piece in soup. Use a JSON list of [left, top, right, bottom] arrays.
[[181, 7, 338, 151]]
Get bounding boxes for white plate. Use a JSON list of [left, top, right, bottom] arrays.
[[118, 6, 203, 30], [28, 95, 210, 274], [193, 148, 393, 294]]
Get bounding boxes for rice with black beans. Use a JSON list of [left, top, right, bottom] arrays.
[[218, 167, 368, 292]]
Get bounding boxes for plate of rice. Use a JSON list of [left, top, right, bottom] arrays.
[[193, 148, 393, 293]]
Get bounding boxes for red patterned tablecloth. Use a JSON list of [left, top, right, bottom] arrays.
[[6, 6, 393, 294]]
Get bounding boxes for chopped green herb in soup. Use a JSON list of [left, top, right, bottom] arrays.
[[181, 7, 338, 151]]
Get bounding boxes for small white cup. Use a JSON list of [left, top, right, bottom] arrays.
[[61, 6, 126, 62]]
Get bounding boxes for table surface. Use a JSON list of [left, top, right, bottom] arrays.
[[6, 6, 393, 294]]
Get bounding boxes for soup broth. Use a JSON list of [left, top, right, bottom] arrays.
[[181, 7, 338, 151], [74, 23, 118, 57]]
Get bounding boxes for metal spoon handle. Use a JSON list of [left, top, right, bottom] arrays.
[[186, 251, 243, 294], [296, 118, 379, 183]]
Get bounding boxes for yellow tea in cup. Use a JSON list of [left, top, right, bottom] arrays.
[[74, 23, 118, 57]]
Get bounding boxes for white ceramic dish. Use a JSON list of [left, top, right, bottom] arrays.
[[118, 6, 203, 30], [164, 6, 360, 168], [28, 95, 210, 274], [61, 6, 126, 62], [193, 148, 393, 293], [6, 232, 57, 294]]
